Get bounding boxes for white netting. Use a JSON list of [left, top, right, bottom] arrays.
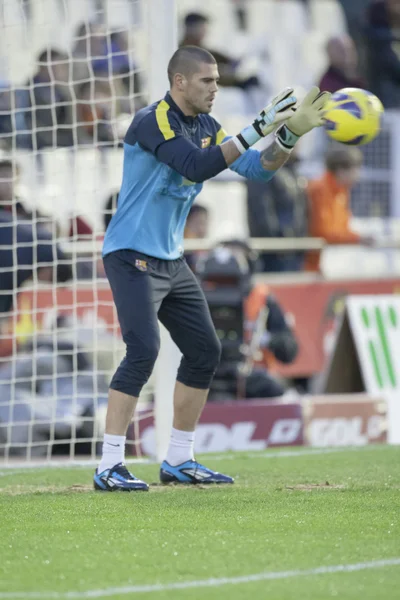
[[1, 0, 399, 463], [0, 0, 153, 462]]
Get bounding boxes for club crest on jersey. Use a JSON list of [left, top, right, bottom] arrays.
[[201, 137, 211, 148], [135, 259, 147, 272]]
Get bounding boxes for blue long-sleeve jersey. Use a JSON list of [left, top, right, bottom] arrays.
[[103, 92, 276, 260]]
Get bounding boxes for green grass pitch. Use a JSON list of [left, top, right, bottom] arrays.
[[0, 446, 399, 600]]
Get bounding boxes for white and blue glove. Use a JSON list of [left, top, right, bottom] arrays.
[[233, 87, 297, 154]]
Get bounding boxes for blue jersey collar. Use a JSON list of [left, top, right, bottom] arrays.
[[164, 92, 197, 125]]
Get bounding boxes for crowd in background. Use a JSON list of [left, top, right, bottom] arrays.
[[0, 0, 395, 320], [0, 1, 399, 150], [0, 22, 145, 151], [0, 0, 398, 437], [1, 0, 396, 303]]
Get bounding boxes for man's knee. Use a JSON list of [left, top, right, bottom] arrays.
[[177, 332, 221, 389], [111, 333, 160, 397], [125, 333, 160, 367], [206, 334, 222, 370]]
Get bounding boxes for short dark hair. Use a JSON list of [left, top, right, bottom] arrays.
[[325, 147, 363, 173], [167, 46, 216, 85], [187, 204, 208, 220], [0, 159, 13, 171], [184, 12, 209, 27], [37, 48, 67, 65]]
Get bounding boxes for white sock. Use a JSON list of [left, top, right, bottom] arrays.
[[97, 434, 126, 473], [165, 428, 195, 466]]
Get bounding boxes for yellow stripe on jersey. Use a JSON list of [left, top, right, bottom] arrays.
[[155, 100, 175, 141], [216, 126, 228, 145]]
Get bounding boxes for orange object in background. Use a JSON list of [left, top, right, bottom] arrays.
[[1, 279, 400, 378], [305, 171, 360, 272]]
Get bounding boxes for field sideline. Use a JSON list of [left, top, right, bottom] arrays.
[[0, 445, 399, 600]]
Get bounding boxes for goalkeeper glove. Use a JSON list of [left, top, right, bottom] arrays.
[[233, 87, 297, 154], [275, 86, 331, 152]]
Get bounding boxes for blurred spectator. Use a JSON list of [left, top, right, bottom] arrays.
[[305, 147, 373, 273], [103, 191, 119, 231], [200, 241, 298, 399], [0, 157, 89, 239], [246, 152, 308, 272], [72, 23, 108, 88], [0, 158, 54, 231], [26, 49, 73, 149], [0, 316, 109, 457], [0, 83, 31, 150], [184, 203, 209, 272], [76, 80, 116, 146], [337, 0, 369, 78], [72, 23, 143, 112], [94, 29, 144, 105], [0, 210, 72, 314], [319, 35, 365, 93], [366, 0, 400, 108], [0, 158, 17, 214], [180, 12, 260, 90]]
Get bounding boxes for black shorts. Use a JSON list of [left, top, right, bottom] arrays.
[[103, 249, 221, 394]]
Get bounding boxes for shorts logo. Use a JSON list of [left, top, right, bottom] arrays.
[[201, 137, 211, 148], [135, 259, 147, 272]]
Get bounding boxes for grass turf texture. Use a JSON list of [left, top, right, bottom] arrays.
[[0, 446, 399, 600]]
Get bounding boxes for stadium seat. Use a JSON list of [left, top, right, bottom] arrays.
[[103, 0, 137, 28], [71, 149, 108, 232], [275, 0, 308, 39], [212, 87, 250, 119], [322, 246, 396, 279], [246, 0, 276, 38], [61, 0, 98, 48], [199, 180, 248, 240], [302, 32, 330, 87], [0, 0, 33, 84], [29, 0, 69, 56], [309, 0, 347, 38], [14, 150, 39, 193], [104, 148, 124, 195], [39, 149, 75, 230], [177, 0, 238, 55]]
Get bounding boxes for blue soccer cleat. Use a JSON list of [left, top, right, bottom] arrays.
[[160, 459, 234, 485], [94, 463, 149, 492]]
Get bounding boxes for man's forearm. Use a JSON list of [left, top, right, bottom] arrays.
[[220, 139, 242, 166], [260, 140, 291, 172]]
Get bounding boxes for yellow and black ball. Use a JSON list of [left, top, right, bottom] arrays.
[[323, 87, 384, 146]]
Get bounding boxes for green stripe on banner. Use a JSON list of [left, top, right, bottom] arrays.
[[389, 306, 397, 328], [361, 307, 370, 328], [375, 306, 396, 388], [369, 340, 383, 389]]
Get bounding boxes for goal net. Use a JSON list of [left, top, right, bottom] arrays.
[[0, 0, 179, 464]]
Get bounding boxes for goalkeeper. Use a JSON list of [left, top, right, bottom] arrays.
[[94, 46, 330, 491]]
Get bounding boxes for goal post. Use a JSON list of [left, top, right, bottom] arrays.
[[146, 0, 179, 462], [0, 0, 179, 464]]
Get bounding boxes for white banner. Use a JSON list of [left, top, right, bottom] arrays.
[[346, 296, 400, 443]]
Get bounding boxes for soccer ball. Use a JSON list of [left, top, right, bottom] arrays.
[[323, 87, 384, 146]]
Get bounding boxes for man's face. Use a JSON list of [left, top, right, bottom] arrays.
[[181, 62, 219, 114], [0, 166, 14, 203]]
